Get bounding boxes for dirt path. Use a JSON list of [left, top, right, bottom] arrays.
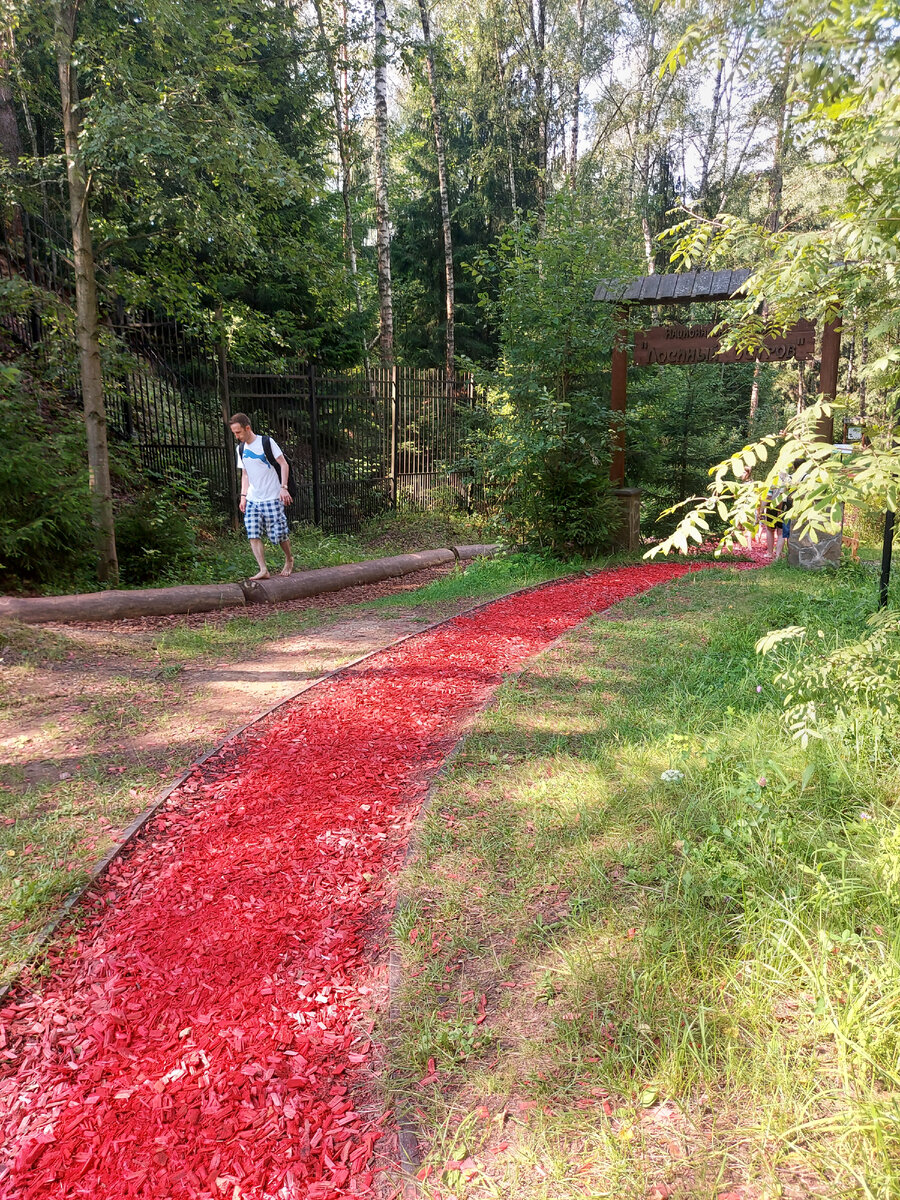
[[0, 564, 466, 792], [0, 564, 480, 978], [0, 563, 708, 1200], [1, 612, 452, 789]]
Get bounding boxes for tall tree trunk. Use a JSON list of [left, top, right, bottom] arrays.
[[0, 26, 21, 166], [858, 326, 867, 419], [311, 0, 364, 327], [416, 0, 455, 381], [373, 0, 394, 365], [568, 0, 585, 185], [697, 56, 724, 211], [54, 1, 118, 584], [641, 216, 655, 275], [523, 0, 547, 218], [767, 54, 792, 234], [745, 56, 792, 436], [493, 33, 519, 218], [748, 361, 760, 429]]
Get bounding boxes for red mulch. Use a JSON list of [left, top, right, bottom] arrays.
[[0, 562, 742, 1198]]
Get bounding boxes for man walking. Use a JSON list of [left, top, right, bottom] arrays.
[[229, 413, 295, 579]]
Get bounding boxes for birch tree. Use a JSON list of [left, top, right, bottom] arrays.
[[373, 0, 394, 364], [416, 0, 455, 379]]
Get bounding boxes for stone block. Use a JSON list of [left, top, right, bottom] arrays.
[[612, 487, 642, 551], [787, 529, 842, 569]]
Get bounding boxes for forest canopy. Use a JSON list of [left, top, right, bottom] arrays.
[[1, 0, 898, 578]]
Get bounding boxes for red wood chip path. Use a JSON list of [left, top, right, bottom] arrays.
[[0, 563, 736, 1198]]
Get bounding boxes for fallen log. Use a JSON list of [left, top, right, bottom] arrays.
[[0, 544, 499, 624]]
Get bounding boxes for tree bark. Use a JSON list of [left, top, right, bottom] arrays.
[[568, 0, 585, 185], [697, 56, 724, 211], [641, 216, 655, 275], [0, 25, 21, 166], [493, 32, 519, 218], [311, 0, 364, 326], [748, 361, 760, 430], [54, 1, 118, 584], [767, 54, 792, 234], [373, 0, 394, 365], [416, 0, 455, 381]]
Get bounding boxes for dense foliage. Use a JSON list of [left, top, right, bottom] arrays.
[[1, 0, 897, 582]]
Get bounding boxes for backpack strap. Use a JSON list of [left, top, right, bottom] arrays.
[[262, 435, 281, 475]]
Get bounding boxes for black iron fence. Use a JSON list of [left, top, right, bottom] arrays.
[[1, 207, 480, 534]]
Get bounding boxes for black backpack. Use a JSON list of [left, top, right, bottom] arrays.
[[240, 435, 298, 505]]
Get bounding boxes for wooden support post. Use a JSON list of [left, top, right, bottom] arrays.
[[817, 317, 841, 443], [610, 306, 628, 487]]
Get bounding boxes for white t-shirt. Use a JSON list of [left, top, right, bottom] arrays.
[[238, 437, 284, 502]]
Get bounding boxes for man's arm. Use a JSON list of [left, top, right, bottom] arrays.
[[275, 455, 292, 505], [238, 459, 248, 513]]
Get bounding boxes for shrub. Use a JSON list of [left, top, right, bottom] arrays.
[[115, 471, 209, 584], [0, 378, 95, 588], [465, 191, 635, 555]]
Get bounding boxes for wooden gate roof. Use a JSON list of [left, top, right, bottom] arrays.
[[593, 268, 752, 305]]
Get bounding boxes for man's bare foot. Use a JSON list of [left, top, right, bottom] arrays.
[[279, 561, 295, 576], [248, 570, 271, 580]]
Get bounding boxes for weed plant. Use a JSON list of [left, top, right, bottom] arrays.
[[390, 564, 900, 1198]]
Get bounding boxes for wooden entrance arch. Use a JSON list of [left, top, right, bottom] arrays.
[[594, 270, 841, 509]]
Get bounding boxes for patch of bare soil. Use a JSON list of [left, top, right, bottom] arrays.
[[0, 564, 473, 793], [57, 561, 459, 633]]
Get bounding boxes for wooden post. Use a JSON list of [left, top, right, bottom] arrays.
[[817, 317, 841, 443], [609, 306, 628, 486]]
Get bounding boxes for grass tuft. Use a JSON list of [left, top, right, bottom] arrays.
[[388, 564, 900, 1199]]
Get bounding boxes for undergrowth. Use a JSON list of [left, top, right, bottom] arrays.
[[389, 563, 900, 1199]]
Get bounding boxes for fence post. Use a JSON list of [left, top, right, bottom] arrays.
[[308, 364, 323, 526], [20, 212, 43, 346], [390, 364, 399, 509], [217, 330, 240, 531], [114, 297, 135, 442]]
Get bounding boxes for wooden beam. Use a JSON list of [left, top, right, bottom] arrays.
[[818, 317, 841, 442]]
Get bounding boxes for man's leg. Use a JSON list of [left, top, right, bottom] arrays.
[[248, 538, 270, 580], [279, 538, 294, 576]]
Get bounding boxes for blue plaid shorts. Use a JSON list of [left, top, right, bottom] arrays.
[[244, 498, 289, 544]]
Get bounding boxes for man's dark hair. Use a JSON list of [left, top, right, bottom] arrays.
[[228, 412, 252, 428]]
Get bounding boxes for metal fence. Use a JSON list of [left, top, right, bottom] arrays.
[[226, 363, 476, 532], [105, 324, 479, 534], [1, 208, 479, 533]]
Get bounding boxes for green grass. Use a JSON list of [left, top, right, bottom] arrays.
[[158, 510, 493, 587], [363, 550, 613, 613], [0, 765, 168, 985], [388, 563, 900, 1199]]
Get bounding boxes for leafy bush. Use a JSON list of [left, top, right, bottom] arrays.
[[115, 475, 207, 584], [0, 379, 95, 588], [757, 605, 900, 746], [465, 191, 635, 555]]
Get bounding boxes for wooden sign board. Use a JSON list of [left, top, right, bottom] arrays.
[[633, 319, 815, 366]]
